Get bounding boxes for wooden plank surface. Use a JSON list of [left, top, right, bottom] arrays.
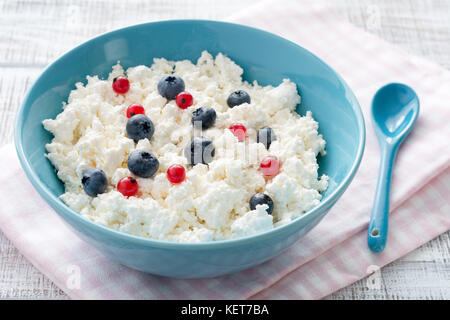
[[0, 0, 449, 300]]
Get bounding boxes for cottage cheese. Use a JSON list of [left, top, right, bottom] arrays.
[[43, 51, 328, 242]]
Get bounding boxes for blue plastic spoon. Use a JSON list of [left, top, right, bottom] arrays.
[[368, 83, 420, 253]]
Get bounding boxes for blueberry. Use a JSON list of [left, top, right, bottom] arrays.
[[157, 75, 185, 100], [249, 193, 274, 215], [184, 136, 215, 165], [257, 126, 276, 149], [191, 107, 216, 130], [127, 149, 159, 178], [126, 114, 155, 142], [227, 90, 251, 108], [81, 168, 108, 197]]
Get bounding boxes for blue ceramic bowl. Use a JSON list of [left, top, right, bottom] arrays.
[[15, 20, 365, 278]]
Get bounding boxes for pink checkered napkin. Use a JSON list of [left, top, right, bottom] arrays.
[[1, 0, 449, 300]]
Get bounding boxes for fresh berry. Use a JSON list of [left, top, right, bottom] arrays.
[[229, 124, 247, 141], [157, 75, 185, 100], [249, 193, 274, 215], [176, 92, 193, 109], [81, 168, 108, 197], [260, 156, 280, 177], [126, 104, 145, 118], [227, 90, 251, 108], [257, 127, 276, 149], [184, 136, 215, 165], [127, 150, 159, 178], [117, 176, 139, 197], [112, 76, 130, 94], [167, 165, 186, 184], [126, 114, 155, 142], [191, 107, 216, 130]]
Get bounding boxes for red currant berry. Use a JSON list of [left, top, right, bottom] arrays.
[[260, 156, 280, 177], [175, 92, 193, 109], [112, 76, 130, 94], [126, 104, 145, 118], [117, 176, 138, 197], [229, 124, 247, 142], [167, 164, 186, 184]]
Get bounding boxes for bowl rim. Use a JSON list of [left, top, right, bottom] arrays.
[[14, 19, 365, 250]]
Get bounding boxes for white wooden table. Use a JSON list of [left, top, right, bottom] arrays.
[[0, 0, 449, 299]]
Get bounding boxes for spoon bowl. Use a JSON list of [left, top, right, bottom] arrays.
[[372, 83, 420, 141], [368, 83, 419, 252]]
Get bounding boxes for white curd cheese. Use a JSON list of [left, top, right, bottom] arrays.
[[43, 51, 328, 242]]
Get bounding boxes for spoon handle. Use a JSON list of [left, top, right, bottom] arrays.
[[368, 143, 397, 252]]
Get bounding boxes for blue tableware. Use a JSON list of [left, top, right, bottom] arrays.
[[368, 83, 419, 253], [15, 20, 365, 278]]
